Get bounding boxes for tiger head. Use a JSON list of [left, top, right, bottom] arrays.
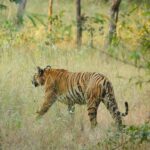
[[32, 66, 51, 87]]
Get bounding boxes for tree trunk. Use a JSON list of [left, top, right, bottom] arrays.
[[108, 0, 122, 45], [16, 0, 27, 25], [48, 0, 53, 32], [76, 0, 82, 48]]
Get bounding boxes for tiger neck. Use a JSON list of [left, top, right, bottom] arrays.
[[47, 69, 68, 81]]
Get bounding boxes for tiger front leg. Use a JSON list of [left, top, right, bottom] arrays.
[[67, 104, 75, 126], [68, 104, 75, 115], [36, 91, 56, 117]]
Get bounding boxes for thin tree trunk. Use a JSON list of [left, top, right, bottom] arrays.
[[0, 129, 2, 150], [16, 0, 27, 25], [48, 0, 53, 32], [108, 0, 122, 45], [76, 0, 82, 48]]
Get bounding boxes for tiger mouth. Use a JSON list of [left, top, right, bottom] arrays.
[[32, 80, 39, 87]]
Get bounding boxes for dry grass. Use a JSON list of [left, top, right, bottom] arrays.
[[0, 48, 149, 150]]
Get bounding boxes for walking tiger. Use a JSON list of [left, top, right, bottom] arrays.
[[32, 66, 128, 128]]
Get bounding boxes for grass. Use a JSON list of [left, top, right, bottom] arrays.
[[0, 1, 150, 150], [0, 48, 149, 150]]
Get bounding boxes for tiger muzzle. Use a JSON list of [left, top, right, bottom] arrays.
[[32, 79, 39, 87]]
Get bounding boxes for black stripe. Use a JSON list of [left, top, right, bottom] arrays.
[[70, 75, 80, 103], [74, 89, 83, 104], [66, 77, 77, 102], [117, 111, 120, 116], [102, 88, 106, 98], [73, 73, 83, 103], [57, 72, 65, 83], [80, 73, 85, 93], [103, 79, 107, 86], [95, 76, 104, 84], [88, 112, 97, 116], [87, 107, 96, 111], [77, 73, 84, 98]]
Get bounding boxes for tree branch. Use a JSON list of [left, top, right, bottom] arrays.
[[99, 49, 147, 69]]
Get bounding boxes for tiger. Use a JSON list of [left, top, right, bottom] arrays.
[[32, 66, 128, 128]]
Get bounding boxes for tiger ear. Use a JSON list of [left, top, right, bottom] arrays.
[[37, 66, 44, 76], [44, 65, 51, 71], [46, 65, 51, 69]]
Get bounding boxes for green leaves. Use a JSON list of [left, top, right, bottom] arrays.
[[46, 11, 73, 44], [126, 124, 150, 143], [0, 4, 7, 10], [26, 12, 46, 27], [130, 51, 141, 66], [99, 123, 150, 150], [93, 13, 106, 24], [9, 0, 21, 4], [142, 10, 150, 16]]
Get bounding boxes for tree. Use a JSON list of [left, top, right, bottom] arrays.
[[76, 0, 82, 48], [10, 0, 27, 25], [108, 0, 122, 44]]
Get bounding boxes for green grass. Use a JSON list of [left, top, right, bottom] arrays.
[[0, 1, 150, 150]]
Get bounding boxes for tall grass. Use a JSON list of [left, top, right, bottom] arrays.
[[0, 46, 149, 149]]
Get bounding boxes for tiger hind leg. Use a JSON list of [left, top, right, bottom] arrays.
[[87, 98, 101, 128], [102, 80, 124, 128]]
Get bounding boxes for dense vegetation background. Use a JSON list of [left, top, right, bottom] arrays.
[[0, 0, 150, 149]]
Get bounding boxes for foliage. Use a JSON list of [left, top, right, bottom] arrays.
[[0, 4, 7, 10], [107, 5, 150, 74], [82, 13, 106, 47], [95, 123, 150, 150], [47, 11, 73, 44], [126, 123, 150, 143], [26, 12, 47, 27], [9, 0, 21, 4]]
